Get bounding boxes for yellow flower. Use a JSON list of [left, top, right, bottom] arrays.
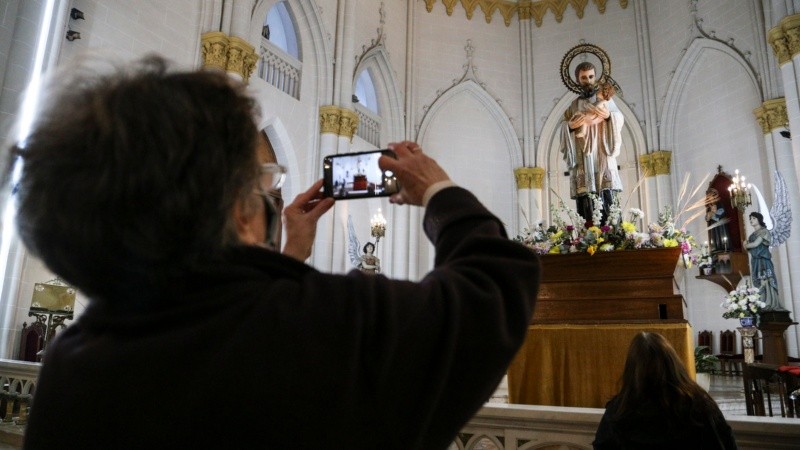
[[587, 245, 597, 255], [663, 238, 678, 247], [587, 226, 601, 235], [596, 237, 605, 244], [549, 230, 563, 242], [622, 221, 636, 233], [548, 246, 561, 254], [600, 243, 615, 252]]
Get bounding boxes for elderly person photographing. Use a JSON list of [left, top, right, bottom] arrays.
[[9, 54, 540, 450]]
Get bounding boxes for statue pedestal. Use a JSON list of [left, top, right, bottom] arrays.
[[758, 310, 797, 365], [737, 326, 759, 364]]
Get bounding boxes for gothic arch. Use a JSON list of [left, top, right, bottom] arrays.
[[353, 47, 405, 144], [660, 38, 762, 151]]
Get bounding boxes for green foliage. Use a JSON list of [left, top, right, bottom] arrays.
[[695, 345, 719, 373]]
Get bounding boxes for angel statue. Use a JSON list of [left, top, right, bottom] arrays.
[[348, 215, 380, 274], [745, 170, 792, 311]]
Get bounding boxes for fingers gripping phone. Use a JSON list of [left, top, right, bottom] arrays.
[[323, 149, 400, 199]]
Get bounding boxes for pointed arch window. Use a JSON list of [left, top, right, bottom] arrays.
[[353, 68, 381, 146], [259, 1, 302, 99]]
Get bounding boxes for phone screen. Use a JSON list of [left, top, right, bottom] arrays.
[[323, 149, 399, 200]]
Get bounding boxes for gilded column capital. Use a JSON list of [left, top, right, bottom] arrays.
[[769, 26, 791, 65], [319, 106, 342, 135], [651, 150, 672, 176], [518, 0, 532, 20], [339, 109, 360, 141], [226, 36, 257, 83], [201, 32, 229, 71], [514, 166, 545, 189], [638, 154, 654, 178], [781, 14, 800, 58], [755, 98, 788, 134]]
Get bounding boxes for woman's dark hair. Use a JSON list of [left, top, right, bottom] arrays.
[[10, 55, 260, 303], [613, 332, 718, 426], [750, 212, 766, 228], [363, 242, 375, 253]]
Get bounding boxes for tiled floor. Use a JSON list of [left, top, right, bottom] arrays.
[[709, 373, 748, 416]]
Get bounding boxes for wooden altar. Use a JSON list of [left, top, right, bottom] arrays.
[[508, 247, 694, 408]]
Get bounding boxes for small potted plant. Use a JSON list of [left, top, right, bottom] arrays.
[[694, 345, 719, 391]]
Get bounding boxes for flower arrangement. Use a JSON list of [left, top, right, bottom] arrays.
[[514, 174, 707, 266], [721, 284, 765, 319]]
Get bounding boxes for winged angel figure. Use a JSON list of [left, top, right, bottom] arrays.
[[745, 170, 792, 310], [347, 215, 380, 274]]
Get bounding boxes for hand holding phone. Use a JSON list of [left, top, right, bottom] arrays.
[[323, 149, 400, 200]]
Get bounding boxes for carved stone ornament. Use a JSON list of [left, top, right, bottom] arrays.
[[514, 166, 545, 189], [319, 106, 342, 135], [339, 109, 360, 140], [780, 14, 800, 59], [423, 0, 626, 28], [201, 31, 229, 71], [753, 98, 787, 135], [768, 26, 791, 65], [651, 150, 672, 176], [559, 43, 621, 96], [638, 153, 655, 178], [227, 36, 258, 83]]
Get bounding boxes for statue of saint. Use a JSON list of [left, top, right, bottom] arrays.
[[560, 61, 624, 225]]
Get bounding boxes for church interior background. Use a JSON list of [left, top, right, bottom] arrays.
[[2, 0, 800, 443]]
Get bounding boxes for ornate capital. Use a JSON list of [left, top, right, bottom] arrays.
[[651, 150, 672, 176], [518, 0, 532, 20], [319, 106, 341, 135], [339, 109, 360, 141], [769, 26, 791, 65], [754, 98, 788, 134], [514, 166, 545, 189], [227, 36, 258, 83], [638, 154, 654, 178], [781, 14, 800, 58], [201, 32, 229, 71]]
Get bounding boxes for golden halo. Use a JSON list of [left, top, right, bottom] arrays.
[[560, 43, 621, 96]]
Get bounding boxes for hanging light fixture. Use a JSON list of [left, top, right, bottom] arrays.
[[728, 169, 752, 209], [370, 208, 387, 246]]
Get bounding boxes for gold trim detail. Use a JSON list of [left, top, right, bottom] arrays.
[[201, 32, 229, 71], [319, 106, 360, 139], [227, 36, 258, 83], [339, 109, 360, 140], [781, 14, 800, 58], [768, 26, 791, 65], [651, 150, 672, 176], [514, 167, 545, 189], [423, 0, 626, 27], [320, 106, 341, 135], [638, 154, 654, 178], [753, 98, 787, 135]]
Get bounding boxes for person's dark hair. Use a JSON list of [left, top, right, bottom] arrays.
[[363, 242, 375, 253], [750, 212, 766, 228], [9, 54, 261, 304], [613, 332, 718, 426], [574, 61, 596, 81]]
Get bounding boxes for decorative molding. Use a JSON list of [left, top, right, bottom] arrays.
[[227, 36, 258, 82], [753, 98, 787, 135], [339, 109, 360, 140], [515, 167, 545, 189], [319, 106, 360, 140], [768, 26, 791, 65], [781, 14, 800, 58], [638, 153, 654, 178], [354, 2, 386, 76], [651, 150, 672, 176], [201, 31, 229, 71], [319, 105, 342, 135], [423, 0, 627, 27], [200, 32, 257, 82]]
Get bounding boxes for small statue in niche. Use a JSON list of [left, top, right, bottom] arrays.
[[704, 188, 730, 253]]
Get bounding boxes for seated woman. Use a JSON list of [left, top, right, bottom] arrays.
[[593, 332, 737, 450]]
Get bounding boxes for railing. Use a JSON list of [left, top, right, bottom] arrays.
[[354, 104, 381, 147], [3, 358, 800, 450], [258, 39, 302, 100]]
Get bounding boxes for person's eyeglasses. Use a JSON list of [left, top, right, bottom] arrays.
[[259, 163, 286, 192]]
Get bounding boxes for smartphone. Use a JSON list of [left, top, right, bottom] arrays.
[[323, 149, 400, 199]]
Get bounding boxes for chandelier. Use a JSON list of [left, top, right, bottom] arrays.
[[728, 169, 752, 209], [370, 208, 387, 244]]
